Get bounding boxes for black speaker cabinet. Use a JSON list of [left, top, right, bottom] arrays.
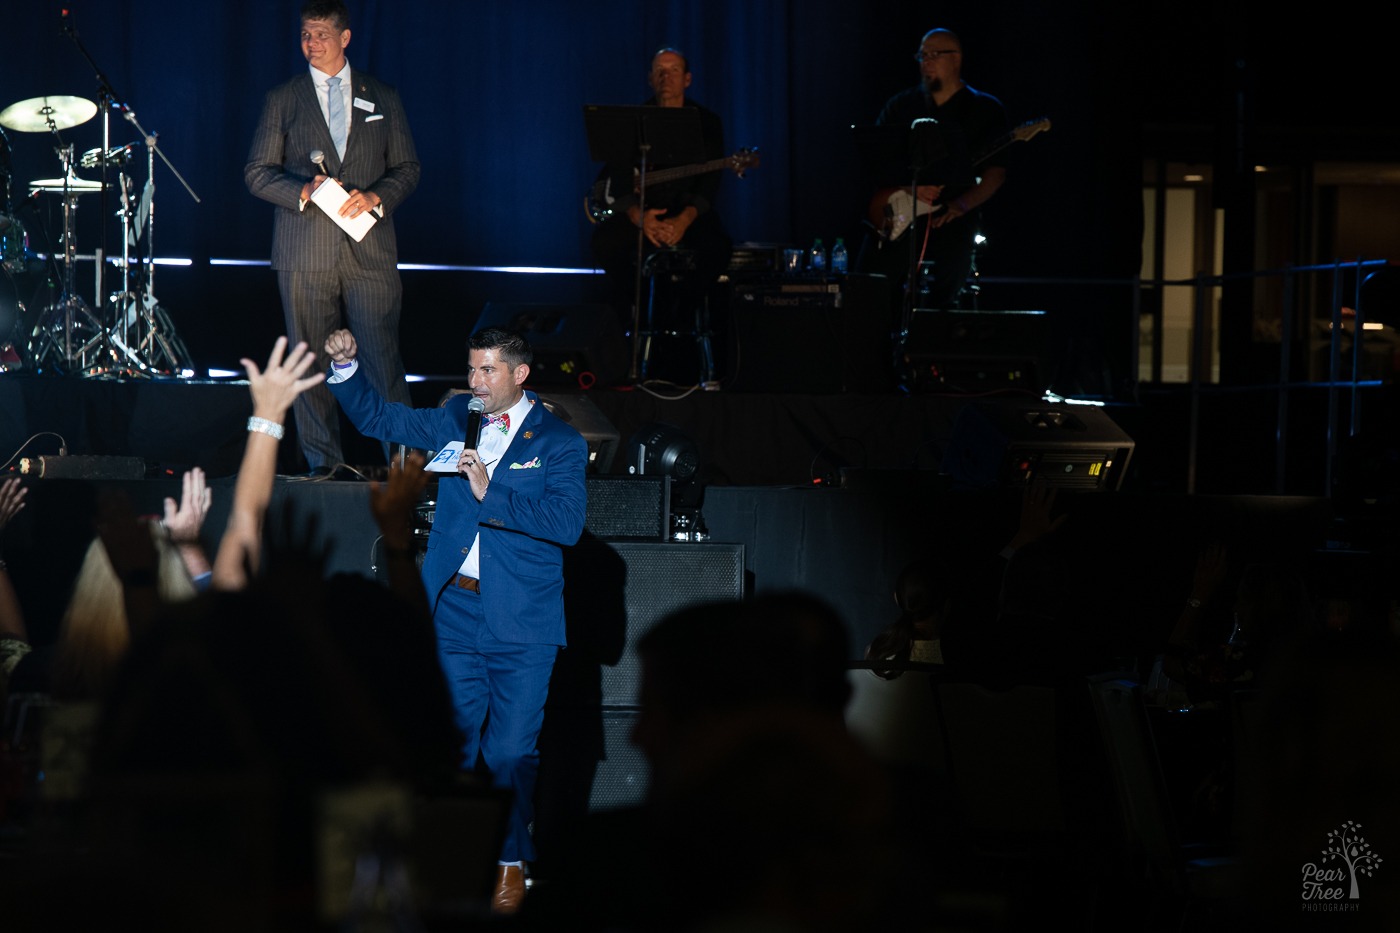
[[726, 273, 892, 393], [477, 301, 628, 388], [942, 399, 1135, 491], [534, 708, 649, 826], [903, 309, 1051, 391], [591, 710, 649, 811], [585, 475, 671, 540], [541, 541, 745, 826], [599, 541, 746, 705]]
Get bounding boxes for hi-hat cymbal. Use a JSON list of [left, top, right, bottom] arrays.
[[30, 174, 107, 193], [0, 95, 97, 133]]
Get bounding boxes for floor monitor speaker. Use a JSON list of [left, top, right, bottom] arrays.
[[942, 399, 1135, 491]]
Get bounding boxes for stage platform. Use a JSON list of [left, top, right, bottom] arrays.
[[2, 367, 1389, 663], [0, 368, 1364, 495]]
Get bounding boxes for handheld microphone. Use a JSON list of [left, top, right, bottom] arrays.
[[310, 149, 329, 178], [464, 397, 485, 451]]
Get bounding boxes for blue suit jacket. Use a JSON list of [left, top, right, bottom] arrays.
[[329, 372, 588, 645], [244, 68, 420, 272]]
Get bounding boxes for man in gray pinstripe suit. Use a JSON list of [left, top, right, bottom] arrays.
[[245, 0, 420, 474]]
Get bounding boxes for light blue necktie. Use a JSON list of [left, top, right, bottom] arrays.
[[326, 75, 346, 160]]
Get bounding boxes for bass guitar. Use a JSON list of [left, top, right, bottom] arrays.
[[866, 117, 1050, 242], [585, 147, 760, 224]]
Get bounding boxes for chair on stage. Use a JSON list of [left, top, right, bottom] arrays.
[[1085, 673, 1244, 930]]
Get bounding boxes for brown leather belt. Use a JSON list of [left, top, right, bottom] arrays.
[[454, 574, 480, 593]]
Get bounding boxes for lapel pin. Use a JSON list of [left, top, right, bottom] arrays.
[[523, 431, 534, 439]]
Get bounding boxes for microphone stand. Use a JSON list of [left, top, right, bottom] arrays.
[[630, 142, 650, 382]]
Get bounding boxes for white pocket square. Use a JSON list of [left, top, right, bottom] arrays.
[[365, 113, 385, 122]]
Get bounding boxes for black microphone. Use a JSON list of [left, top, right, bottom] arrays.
[[464, 397, 485, 451], [59, 7, 73, 35]]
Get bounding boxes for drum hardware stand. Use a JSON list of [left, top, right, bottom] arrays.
[[62, 12, 199, 379], [28, 138, 117, 375], [106, 134, 192, 376]]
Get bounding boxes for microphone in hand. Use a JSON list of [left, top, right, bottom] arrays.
[[464, 397, 485, 454], [310, 149, 330, 180]]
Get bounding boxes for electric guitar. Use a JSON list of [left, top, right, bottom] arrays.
[[584, 147, 761, 224], [866, 117, 1050, 242]]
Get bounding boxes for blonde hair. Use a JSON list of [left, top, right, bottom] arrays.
[[51, 521, 196, 699]]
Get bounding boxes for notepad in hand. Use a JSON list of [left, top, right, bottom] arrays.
[[310, 177, 377, 242]]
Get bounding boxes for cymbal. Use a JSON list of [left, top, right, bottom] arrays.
[[0, 95, 97, 133], [30, 174, 107, 193]]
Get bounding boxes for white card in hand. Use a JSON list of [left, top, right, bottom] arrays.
[[310, 177, 377, 242], [425, 442, 464, 472]]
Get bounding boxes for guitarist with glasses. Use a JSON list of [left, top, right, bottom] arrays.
[[856, 28, 1011, 330], [590, 48, 733, 337]]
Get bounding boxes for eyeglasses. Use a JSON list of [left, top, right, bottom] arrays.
[[915, 49, 960, 62]]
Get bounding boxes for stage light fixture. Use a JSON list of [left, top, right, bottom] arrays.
[[627, 421, 708, 540], [627, 422, 697, 481]]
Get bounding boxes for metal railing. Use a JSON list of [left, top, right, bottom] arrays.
[[979, 257, 1390, 495]]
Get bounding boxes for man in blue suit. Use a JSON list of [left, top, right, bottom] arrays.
[[245, 0, 420, 474], [324, 324, 587, 914]]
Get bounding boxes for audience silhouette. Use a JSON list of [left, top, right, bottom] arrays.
[[4, 341, 1400, 933]]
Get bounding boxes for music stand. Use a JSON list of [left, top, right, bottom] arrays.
[[584, 104, 706, 381]]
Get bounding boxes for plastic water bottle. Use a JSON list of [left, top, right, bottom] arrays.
[[808, 237, 826, 273], [831, 237, 848, 274]]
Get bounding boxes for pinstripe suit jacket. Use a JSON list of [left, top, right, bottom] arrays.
[[245, 68, 420, 272]]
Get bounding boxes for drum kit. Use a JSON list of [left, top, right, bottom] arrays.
[[0, 93, 190, 377]]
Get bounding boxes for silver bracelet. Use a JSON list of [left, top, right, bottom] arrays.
[[247, 416, 285, 440]]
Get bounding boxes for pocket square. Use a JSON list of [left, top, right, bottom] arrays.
[[365, 113, 385, 122], [509, 457, 542, 470]]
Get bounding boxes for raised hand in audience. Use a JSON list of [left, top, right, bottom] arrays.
[[163, 467, 214, 587], [213, 337, 324, 590], [0, 477, 29, 648], [0, 476, 26, 529]]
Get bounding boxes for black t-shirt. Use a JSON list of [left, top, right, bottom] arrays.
[[875, 83, 1011, 194], [599, 97, 725, 218]]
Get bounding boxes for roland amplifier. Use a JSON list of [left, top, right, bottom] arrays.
[[731, 276, 844, 310], [727, 273, 892, 393]]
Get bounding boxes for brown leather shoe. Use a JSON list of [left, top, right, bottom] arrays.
[[492, 864, 526, 914]]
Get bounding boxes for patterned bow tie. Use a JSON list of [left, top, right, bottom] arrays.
[[485, 413, 510, 432]]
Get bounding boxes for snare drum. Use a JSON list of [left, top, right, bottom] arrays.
[[0, 214, 28, 274]]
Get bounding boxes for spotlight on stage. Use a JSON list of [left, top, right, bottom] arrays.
[[627, 422, 708, 540]]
